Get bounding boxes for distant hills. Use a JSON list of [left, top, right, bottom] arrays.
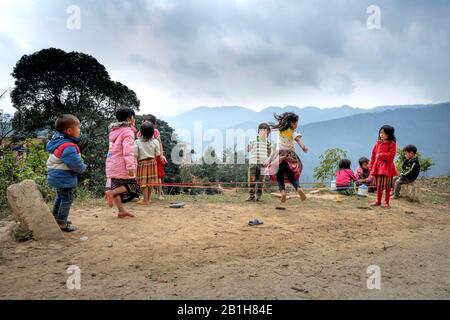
[[161, 103, 434, 132], [161, 102, 450, 179]]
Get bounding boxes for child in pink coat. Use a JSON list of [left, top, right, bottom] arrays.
[[335, 159, 363, 196], [105, 108, 140, 218]]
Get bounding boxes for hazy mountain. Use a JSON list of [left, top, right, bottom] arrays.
[[163, 102, 450, 180], [161, 103, 436, 134], [296, 103, 450, 180]]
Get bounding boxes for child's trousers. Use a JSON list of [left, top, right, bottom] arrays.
[[52, 187, 75, 225], [248, 164, 265, 199], [276, 161, 299, 191], [393, 176, 412, 197]]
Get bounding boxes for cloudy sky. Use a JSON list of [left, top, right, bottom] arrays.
[[1, 0, 449, 116]]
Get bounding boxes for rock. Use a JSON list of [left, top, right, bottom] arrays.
[[6, 180, 64, 241], [403, 182, 419, 202]]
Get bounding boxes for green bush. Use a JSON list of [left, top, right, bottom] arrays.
[[0, 139, 54, 217]]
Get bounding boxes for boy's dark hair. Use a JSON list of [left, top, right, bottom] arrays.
[[338, 159, 352, 170], [379, 125, 396, 142], [358, 157, 370, 167], [115, 108, 136, 122], [145, 114, 157, 126], [55, 114, 79, 133], [258, 123, 271, 135], [140, 122, 155, 142], [403, 144, 417, 154], [271, 112, 299, 131]]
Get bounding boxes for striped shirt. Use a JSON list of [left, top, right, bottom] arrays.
[[249, 138, 271, 165]]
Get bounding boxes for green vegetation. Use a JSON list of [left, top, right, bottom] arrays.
[[12, 225, 33, 242], [313, 148, 348, 183]]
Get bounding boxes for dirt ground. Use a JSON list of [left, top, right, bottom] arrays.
[[1, 179, 449, 300]]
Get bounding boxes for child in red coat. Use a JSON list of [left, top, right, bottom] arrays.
[[370, 125, 398, 208]]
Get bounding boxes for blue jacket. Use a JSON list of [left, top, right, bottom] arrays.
[[46, 131, 87, 188]]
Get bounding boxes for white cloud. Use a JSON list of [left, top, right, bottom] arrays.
[[0, 0, 449, 115]]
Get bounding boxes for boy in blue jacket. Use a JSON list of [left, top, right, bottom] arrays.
[[46, 114, 86, 232]]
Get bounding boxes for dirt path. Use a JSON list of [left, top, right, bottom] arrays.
[[0, 190, 449, 299]]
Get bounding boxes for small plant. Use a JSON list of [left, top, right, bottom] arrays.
[[314, 148, 348, 183], [12, 225, 33, 242]]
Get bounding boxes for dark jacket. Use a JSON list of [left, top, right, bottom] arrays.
[[401, 157, 420, 182], [46, 131, 87, 188]]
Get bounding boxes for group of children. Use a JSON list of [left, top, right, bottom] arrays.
[[46, 108, 167, 231], [103, 108, 168, 219], [334, 125, 421, 207], [45, 109, 421, 232], [247, 119, 421, 209]]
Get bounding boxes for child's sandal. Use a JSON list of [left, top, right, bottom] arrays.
[[60, 223, 77, 232]]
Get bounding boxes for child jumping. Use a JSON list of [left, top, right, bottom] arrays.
[[264, 112, 308, 203], [46, 114, 86, 232], [134, 122, 161, 205], [370, 125, 398, 208], [105, 108, 140, 218], [246, 123, 271, 202]]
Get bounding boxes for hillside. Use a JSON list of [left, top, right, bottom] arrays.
[[161, 102, 438, 133], [165, 103, 450, 180], [299, 103, 450, 180]]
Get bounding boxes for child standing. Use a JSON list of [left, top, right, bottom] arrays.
[[264, 112, 308, 203], [134, 122, 161, 205], [46, 114, 87, 232], [105, 108, 140, 218], [393, 144, 421, 199], [246, 123, 271, 202], [335, 159, 360, 196], [144, 114, 166, 200], [370, 125, 398, 208]]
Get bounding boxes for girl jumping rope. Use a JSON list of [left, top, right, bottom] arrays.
[[264, 112, 308, 203]]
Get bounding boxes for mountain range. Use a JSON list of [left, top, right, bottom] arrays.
[[161, 102, 450, 180]]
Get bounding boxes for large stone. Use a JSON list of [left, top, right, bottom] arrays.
[[403, 182, 419, 202], [6, 180, 64, 240]]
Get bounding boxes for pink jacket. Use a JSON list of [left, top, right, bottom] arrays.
[[355, 166, 373, 184], [336, 169, 358, 187], [105, 124, 136, 179]]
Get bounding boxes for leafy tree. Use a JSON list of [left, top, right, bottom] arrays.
[[313, 148, 348, 183], [10, 48, 140, 194]]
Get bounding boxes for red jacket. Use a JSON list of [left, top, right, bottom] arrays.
[[370, 140, 398, 177]]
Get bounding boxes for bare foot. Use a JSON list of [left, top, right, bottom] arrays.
[[118, 212, 135, 218], [105, 191, 114, 208], [370, 202, 381, 207], [298, 188, 307, 201], [280, 190, 287, 203]]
